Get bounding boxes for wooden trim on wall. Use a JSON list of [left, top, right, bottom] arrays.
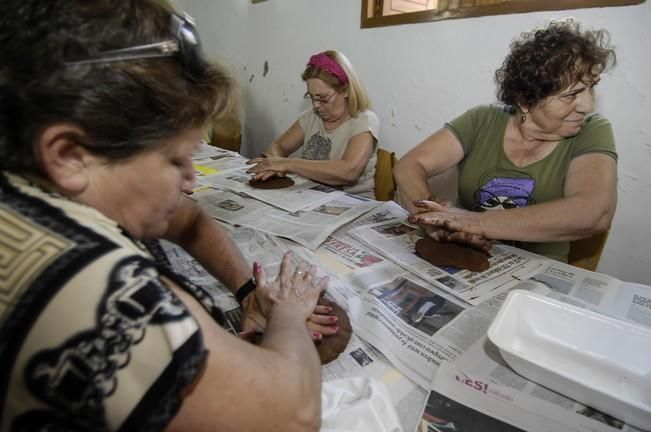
[[361, 0, 645, 28]]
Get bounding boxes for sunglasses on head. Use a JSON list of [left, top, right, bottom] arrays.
[[65, 12, 205, 79]]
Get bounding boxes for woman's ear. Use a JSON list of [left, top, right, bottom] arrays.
[[37, 124, 95, 194]]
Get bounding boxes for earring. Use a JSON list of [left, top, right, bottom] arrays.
[[520, 114, 527, 124]]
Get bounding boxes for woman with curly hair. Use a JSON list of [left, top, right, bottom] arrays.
[[394, 19, 617, 262]]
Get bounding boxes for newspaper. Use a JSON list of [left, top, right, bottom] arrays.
[[193, 187, 379, 250], [313, 205, 473, 390], [192, 143, 249, 175], [171, 148, 651, 431], [159, 226, 425, 432], [311, 240, 434, 432], [348, 215, 548, 305], [321, 332, 426, 432], [192, 143, 345, 213], [193, 140, 228, 160], [200, 167, 345, 213], [159, 225, 291, 322], [417, 262, 651, 432]]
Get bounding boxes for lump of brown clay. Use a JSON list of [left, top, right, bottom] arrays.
[[415, 237, 490, 272], [315, 299, 352, 365], [249, 176, 295, 189]]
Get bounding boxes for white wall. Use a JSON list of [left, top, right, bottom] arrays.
[[177, 0, 651, 284]]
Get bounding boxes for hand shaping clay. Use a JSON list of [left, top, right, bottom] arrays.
[[249, 177, 295, 189], [415, 237, 490, 272], [315, 298, 352, 365]]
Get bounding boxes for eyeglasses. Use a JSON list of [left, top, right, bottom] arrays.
[[65, 12, 205, 79], [304, 91, 336, 106]]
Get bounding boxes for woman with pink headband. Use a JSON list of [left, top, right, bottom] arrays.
[[247, 50, 380, 197]]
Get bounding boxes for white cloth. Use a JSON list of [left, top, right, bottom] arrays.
[[321, 377, 403, 432]]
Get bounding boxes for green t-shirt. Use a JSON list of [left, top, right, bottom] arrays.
[[446, 104, 617, 262]]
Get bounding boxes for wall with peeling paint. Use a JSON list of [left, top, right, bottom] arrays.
[[177, 0, 651, 284]]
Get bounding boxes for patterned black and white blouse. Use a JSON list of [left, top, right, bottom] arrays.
[[0, 172, 223, 431]]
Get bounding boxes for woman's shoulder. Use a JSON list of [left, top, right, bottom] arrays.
[[583, 112, 612, 128], [352, 110, 380, 126], [448, 104, 510, 132], [355, 109, 379, 120], [465, 104, 512, 119]]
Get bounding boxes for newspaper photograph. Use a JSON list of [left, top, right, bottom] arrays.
[[419, 386, 524, 432], [343, 273, 468, 389]]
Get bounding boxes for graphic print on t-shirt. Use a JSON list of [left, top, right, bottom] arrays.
[[303, 133, 331, 160], [472, 168, 536, 211]]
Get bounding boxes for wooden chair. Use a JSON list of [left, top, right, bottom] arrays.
[[209, 112, 242, 153], [568, 231, 609, 272], [374, 148, 397, 201]]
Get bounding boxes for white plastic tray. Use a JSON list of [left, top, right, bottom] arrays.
[[487, 289, 651, 431]]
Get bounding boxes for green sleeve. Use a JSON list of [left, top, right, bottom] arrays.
[[445, 105, 505, 154], [571, 113, 618, 162]]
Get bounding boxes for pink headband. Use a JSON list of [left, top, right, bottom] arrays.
[[307, 53, 349, 84]]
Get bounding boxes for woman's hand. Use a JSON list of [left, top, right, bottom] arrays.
[[240, 251, 336, 340], [246, 156, 289, 181], [408, 199, 493, 253]]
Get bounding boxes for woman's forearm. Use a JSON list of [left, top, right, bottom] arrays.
[[285, 158, 364, 186], [165, 197, 250, 292], [479, 193, 614, 242], [394, 160, 435, 213]]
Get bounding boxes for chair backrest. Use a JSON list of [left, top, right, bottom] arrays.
[[210, 112, 242, 153], [374, 148, 397, 201], [568, 231, 609, 272]]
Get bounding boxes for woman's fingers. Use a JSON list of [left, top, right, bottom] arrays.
[[308, 312, 338, 326], [291, 261, 310, 281], [413, 199, 447, 212], [307, 320, 339, 336], [245, 157, 263, 165], [256, 171, 275, 181], [314, 304, 332, 314], [252, 261, 266, 289], [245, 160, 266, 174]]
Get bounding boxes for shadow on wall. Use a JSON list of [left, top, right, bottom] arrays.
[[240, 89, 276, 158]]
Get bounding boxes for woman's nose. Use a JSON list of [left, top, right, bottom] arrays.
[[182, 168, 196, 194]]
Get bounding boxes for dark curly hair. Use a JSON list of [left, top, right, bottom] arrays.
[[0, 0, 237, 176], [495, 18, 616, 110]]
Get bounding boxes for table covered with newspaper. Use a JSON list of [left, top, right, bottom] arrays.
[[161, 143, 651, 432]]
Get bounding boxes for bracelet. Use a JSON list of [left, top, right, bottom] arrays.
[[235, 278, 256, 304]]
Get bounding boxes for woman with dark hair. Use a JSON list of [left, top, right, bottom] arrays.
[[394, 19, 618, 262], [0, 1, 325, 430], [246, 50, 380, 197]]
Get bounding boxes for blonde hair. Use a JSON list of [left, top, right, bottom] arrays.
[[301, 50, 371, 116]]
